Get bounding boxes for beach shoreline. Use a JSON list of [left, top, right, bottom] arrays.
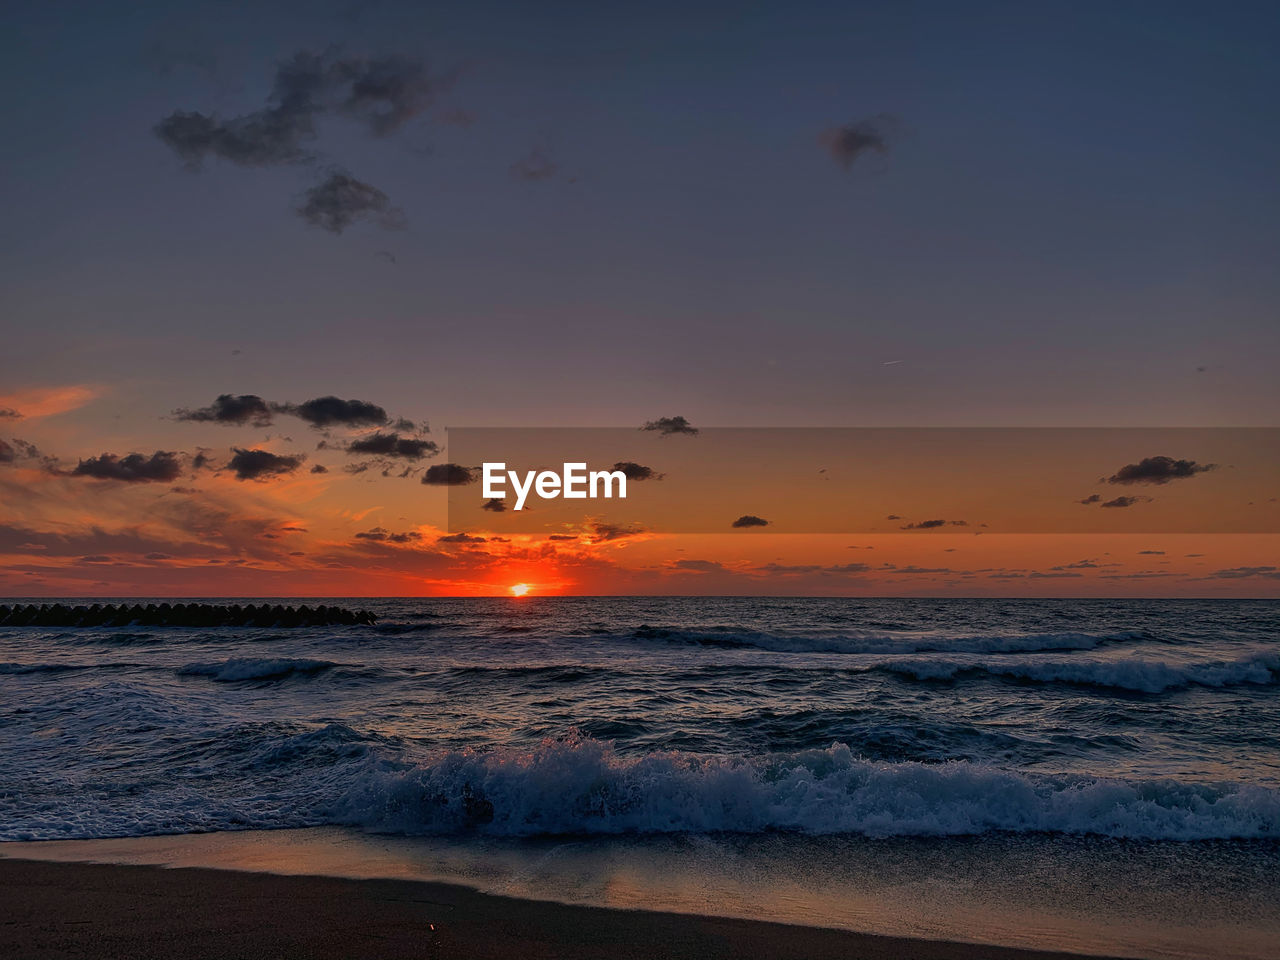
[[5, 827, 1279, 960], [0, 856, 1130, 960]]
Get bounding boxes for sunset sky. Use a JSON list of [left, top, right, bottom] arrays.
[[2, 0, 1277, 597]]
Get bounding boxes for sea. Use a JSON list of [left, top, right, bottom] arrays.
[[3, 597, 1279, 958]]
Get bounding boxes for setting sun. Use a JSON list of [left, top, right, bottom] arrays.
[[509, 583, 531, 597]]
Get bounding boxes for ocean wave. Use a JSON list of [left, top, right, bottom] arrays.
[[176, 658, 339, 683], [875, 652, 1280, 694], [0, 661, 85, 675], [336, 737, 1280, 841], [630, 625, 1152, 655]]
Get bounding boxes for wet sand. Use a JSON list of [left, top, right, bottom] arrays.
[[0, 857, 1126, 960]]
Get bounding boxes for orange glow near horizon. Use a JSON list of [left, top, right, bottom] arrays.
[[509, 582, 531, 597]]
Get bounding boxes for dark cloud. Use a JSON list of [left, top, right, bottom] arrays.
[[144, 552, 171, 561], [0, 440, 14, 463], [510, 148, 557, 181], [154, 51, 328, 168], [173, 393, 273, 426], [346, 432, 439, 460], [1100, 495, 1148, 508], [310, 464, 329, 474], [481, 497, 506, 512], [1204, 566, 1280, 580], [611, 461, 663, 481], [155, 50, 442, 169], [438, 532, 486, 543], [354, 527, 421, 543], [885, 514, 902, 520], [1078, 494, 1102, 504], [422, 463, 476, 485], [731, 515, 770, 528], [375, 249, 397, 264], [279, 396, 389, 428], [298, 172, 406, 233], [820, 114, 897, 170], [670, 559, 724, 572], [227, 448, 304, 481], [72, 451, 183, 483], [78, 555, 113, 564], [330, 55, 441, 137], [547, 534, 578, 541], [0, 408, 20, 419], [900, 519, 968, 529], [1107, 456, 1216, 485], [641, 416, 698, 436], [584, 521, 645, 542], [1138, 550, 1166, 555], [155, 51, 444, 234]]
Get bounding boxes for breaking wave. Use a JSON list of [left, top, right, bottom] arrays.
[[338, 737, 1280, 841]]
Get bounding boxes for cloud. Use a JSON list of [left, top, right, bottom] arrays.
[[584, 521, 645, 543], [1107, 456, 1217, 485], [819, 114, 897, 170], [310, 464, 328, 474], [900, 519, 968, 529], [354, 527, 421, 543], [731, 514, 770, 528], [154, 51, 328, 168], [278, 396, 389, 428], [155, 50, 443, 169], [438, 532, 486, 543], [510, 147, 557, 181], [1204, 566, 1280, 580], [641, 416, 698, 436], [1078, 494, 1102, 504], [297, 172, 406, 233], [0, 408, 19, 419], [0, 385, 100, 420], [1100, 495, 1148, 508], [669, 559, 724, 572], [330, 55, 441, 137], [154, 50, 445, 234], [481, 497, 506, 512], [422, 463, 476, 485], [72, 451, 183, 483], [227, 448, 304, 481], [0, 439, 38, 465], [611, 461, 663, 481], [173, 393, 274, 426], [1138, 550, 1166, 555], [346, 432, 439, 460]]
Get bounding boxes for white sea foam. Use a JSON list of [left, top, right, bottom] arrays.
[[337, 737, 1280, 841]]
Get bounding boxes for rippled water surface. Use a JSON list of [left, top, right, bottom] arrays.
[[2, 597, 1277, 841]]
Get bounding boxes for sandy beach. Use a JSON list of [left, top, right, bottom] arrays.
[[0, 857, 1129, 960]]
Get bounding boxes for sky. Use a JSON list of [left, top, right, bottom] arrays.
[[1, 0, 1277, 596]]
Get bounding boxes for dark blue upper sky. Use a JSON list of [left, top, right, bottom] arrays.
[[2, 0, 1277, 439]]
